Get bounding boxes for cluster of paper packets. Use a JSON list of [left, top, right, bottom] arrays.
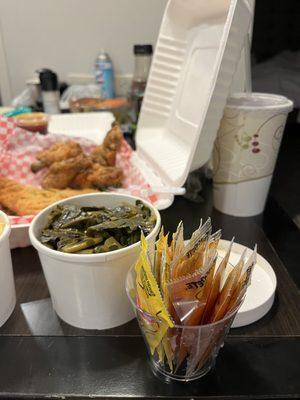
[[133, 218, 257, 376]]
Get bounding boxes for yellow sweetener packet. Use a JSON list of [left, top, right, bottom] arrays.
[[156, 342, 165, 364], [160, 242, 172, 308], [162, 335, 174, 372], [135, 234, 174, 354], [0, 222, 5, 236], [154, 227, 168, 284]]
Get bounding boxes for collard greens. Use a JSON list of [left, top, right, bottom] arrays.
[[39, 200, 156, 254]]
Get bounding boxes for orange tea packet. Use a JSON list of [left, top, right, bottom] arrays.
[[135, 234, 174, 355], [204, 230, 222, 264], [225, 245, 257, 316], [168, 253, 216, 326], [201, 238, 234, 324], [169, 221, 184, 261], [185, 230, 222, 323], [169, 254, 216, 371], [197, 230, 222, 319], [171, 218, 211, 280], [178, 231, 222, 373], [168, 229, 220, 323], [211, 247, 248, 322]]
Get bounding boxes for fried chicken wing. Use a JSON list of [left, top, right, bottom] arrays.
[[90, 147, 117, 166], [89, 146, 108, 166], [103, 124, 123, 151], [71, 164, 123, 189], [87, 164, 123, 188], [42, 155, 92, 189], [31, 141, 83, 172], [90, 124, 123, 166], [0, 177, 96, 216], [31, 123, 124, 190]]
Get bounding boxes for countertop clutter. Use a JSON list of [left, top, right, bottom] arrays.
[[0, 182, 299, 399], [0, 0, 300, 397]]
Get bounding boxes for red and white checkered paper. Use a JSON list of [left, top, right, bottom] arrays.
[[0, 117, 157, 226]]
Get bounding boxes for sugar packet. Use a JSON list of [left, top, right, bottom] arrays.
[[135, 234, 174, 355]]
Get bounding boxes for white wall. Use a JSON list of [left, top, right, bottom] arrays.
[[0, 0, 167, 104]]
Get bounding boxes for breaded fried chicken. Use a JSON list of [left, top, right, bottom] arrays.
[[90, 124, 123, 166], [71, 164, 123, 189], [31, 141, 83, 172], [90, 147, 116, 166], [42, 155, 92, 189], [103, 123, 123, 151], [32, 123, 124, 190]]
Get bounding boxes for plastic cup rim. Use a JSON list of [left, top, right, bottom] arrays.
[[125, 263, 242, 330]]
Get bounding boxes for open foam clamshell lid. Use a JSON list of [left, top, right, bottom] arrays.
[[134, 0, 252, 208]]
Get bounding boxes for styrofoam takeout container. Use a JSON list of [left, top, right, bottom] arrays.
[[135, 0, 252, 189], [0, 210, 16, 327], [29, 193, 161, 330], [48, 112, 115, 142]]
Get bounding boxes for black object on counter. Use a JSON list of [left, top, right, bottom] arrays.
[[131, 44, 153, 122], [39, 69, 58, 91], [38, 68, 60, 114], [133, 44, 153, 55]]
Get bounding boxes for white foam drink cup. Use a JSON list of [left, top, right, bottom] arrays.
[[213, 93, 293, 216]]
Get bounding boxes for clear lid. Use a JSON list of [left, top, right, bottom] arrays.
[[136, 0, 252, 186]]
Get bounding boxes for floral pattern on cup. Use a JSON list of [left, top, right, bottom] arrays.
[[213, 110, 288, 184]]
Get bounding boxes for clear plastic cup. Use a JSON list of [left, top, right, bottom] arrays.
[[126, 264, 240, 383]]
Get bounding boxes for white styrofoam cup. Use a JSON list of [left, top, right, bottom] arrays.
[[0, 210, 16, 327], [29, 193, 161, 330], [213, 93, 293, 216]]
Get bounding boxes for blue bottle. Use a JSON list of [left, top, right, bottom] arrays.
[[95, 50, 115, 99]]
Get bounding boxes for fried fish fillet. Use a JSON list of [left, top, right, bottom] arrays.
[[31, 141, 83, 172], [0, 177, 96, 216]]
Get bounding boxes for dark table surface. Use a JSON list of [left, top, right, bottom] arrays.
[[0, 183, 300, 400]]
